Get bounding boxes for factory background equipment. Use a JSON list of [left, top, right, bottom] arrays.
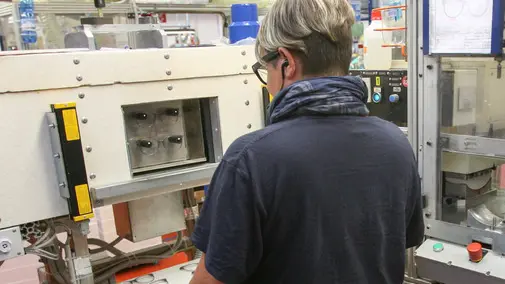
[[349, 69, 408, 127]]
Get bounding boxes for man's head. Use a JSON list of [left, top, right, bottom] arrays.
[[253, 0, 355, 95]]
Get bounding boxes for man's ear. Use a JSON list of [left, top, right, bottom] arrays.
[[277, 47, 297, 79]]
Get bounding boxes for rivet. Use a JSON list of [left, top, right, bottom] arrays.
[[54, 153, 61, 159], [243, 65, 248, 70], [425, 212, 432, 218], [89, 173, 96, 180], [241, 51, 246, 56], [49, 124, 56, 129], [167, 85, 173, 91], [82, 117, 88, 124], [59, 182, 66, 188], [85, 146, 92, 153], [78, 93, 85, 99], [243, 79, 248, 84], [76, 75, 83, 81], [166, 70, 172, 76], [164, 54, 170, 59], [73, 59, 80, 65], [245, 100, 250, 106], [427, 225, 431, 229], [247, 124, 252, 129], [447, 261, 452, 266], [12, 229, 16, 233], [17, 252, 21, 256], [486, 271, 491, 276]]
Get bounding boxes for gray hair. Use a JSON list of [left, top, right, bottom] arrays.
[[255, 0, 355, 75]]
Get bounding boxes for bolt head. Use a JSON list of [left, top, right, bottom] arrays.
[[243, 65, 248, 70], [59, 182, 66, 188], [73, 59, 80, 65], [54, 153, 61, 159], [85, 146, 92, 153], [78, 93, 85, 99], [245, 100, 250, 106], [164, 54, 170, 59], [0, 240, 12, 254], [241, 51, 246, 56], [76, 75, 83, 81], [247, 124, 252, 129], [82, 117, 88, 124], [243, 79, 248, 84], [89, 173, 96, 180], [167, 85, 173, 91], [166, 70, 172, 76]]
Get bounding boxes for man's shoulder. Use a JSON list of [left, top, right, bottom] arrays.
[[223, 121, 291, 165]]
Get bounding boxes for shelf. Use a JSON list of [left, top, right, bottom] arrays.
[[441, 133, 505, 159], [136, 3, 269, 16], [0, 1, 271, 17]]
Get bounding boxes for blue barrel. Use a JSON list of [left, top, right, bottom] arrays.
[[229, 3, 260, 44]]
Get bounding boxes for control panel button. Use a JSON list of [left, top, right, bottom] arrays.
[[372, 93, 382, 103], [389, 94, 400, 103], [433, 243, 444, 252], [467, 243, 483, 262]]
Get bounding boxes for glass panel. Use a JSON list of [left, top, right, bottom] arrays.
[[438, 57, 505, 232], [439, 152, 505, 231], [440, 57, 505, 139]]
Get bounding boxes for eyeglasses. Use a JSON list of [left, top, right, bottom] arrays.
[[252, 50, 279, 85]]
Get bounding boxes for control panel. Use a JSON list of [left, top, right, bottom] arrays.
[[416, 239, 505, 284], [349, 70, 408, 127]]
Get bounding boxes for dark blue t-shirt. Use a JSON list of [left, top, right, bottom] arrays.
[[192, 115, 424, 284]]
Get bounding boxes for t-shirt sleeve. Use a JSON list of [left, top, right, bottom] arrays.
[[191, 159, 263, 283], [406, 168, 425, 248]]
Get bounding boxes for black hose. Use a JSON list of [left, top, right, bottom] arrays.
[[88, 237, 124, 255]]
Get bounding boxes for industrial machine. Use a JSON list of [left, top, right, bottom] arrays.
[[0, 38, 262, 283], [407, 0, 505, 283]]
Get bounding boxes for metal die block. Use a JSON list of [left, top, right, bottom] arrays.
[[113, 191, 186, 242], [123, 99, 206, 174], [0, 226, 24, 261]]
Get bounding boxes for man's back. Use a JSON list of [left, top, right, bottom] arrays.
[[192, 114, 424, 284]]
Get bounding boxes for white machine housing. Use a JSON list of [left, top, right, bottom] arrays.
[[0, 45, 263, 230]]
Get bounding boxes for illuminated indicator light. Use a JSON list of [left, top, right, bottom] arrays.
[[433, 243, 444, 252], [372, 93, 382, 103]]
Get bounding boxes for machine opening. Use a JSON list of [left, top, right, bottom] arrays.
[[122, 97, 222, 175]]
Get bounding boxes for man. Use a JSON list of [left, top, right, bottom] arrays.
[[190, 0, 424, 283]]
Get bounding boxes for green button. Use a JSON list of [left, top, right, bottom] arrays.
[[433, 243, 444, 252]]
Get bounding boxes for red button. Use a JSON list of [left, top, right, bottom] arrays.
[[467, 243, 483, 262]]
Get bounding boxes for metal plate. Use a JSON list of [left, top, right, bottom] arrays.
[[0, 226, 24, 262]]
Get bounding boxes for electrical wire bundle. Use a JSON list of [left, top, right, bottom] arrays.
[[22, 220, 185, 284], [92, 231, 185, 283], [25, 225, 60, 260]]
